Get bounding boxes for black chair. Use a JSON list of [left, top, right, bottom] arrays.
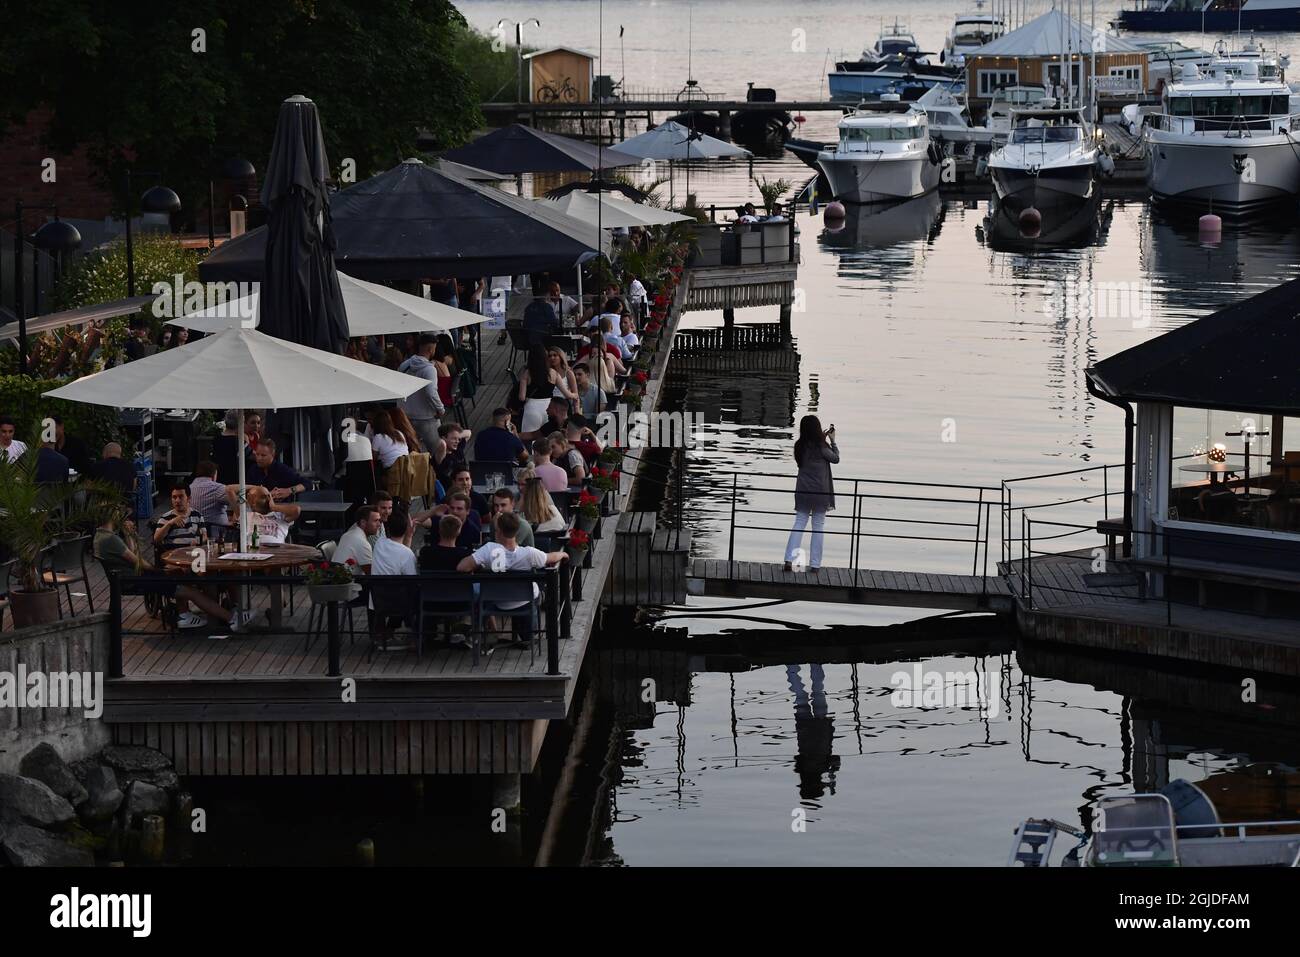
[[0, 559, 13, 631], [469, 460, 519, 489], [367, 579, 424, 660], [505, 323, 532, 369], [549, 490, 576, 519], [41, 535, 95, 618], [476, 577, 542, 662], [418, 578, 479, 658]]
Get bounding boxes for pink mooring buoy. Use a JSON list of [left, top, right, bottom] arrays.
[[1199, 213, 1222, 239], [1019, 206, 1042, 236], [824, 201, 846, 221]]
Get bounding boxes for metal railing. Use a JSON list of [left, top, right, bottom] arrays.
[[107, 567, 574, 678], [713, 469, 1001, 592]]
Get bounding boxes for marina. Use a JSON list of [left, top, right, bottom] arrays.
[[2, 0, 1300, 912]]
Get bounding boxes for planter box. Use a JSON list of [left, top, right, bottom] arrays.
[[308, 582, 359, 604]]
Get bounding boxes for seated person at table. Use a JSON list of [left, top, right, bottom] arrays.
[[95, 509, 232, 630], [572, 362, 605, 419], [578, 331, 625, 384], [189, 461, 231, 530], [372, 509, 418, 577], [585, 297, 624, 330], [490, 487, 534, 547], [565, 416, 603, 467], [35, 440, 70, 483], [474, 407, 528, 465], [598, 315, 633, 362], [416, 492, 482, 548], [619, 313, 640, 350], [531, 438, 570, 493], [523, 293, 561, 342], [368, 409, 410, 474], [445, 467, 491, 518], [418, 515, 473, 572], [519, 470, 568, 534], [456, 512, 568, 645], [541, 395, 571, 437], [52, 416, 92, 475], [153, 484, 209, 552], [242, 486, 301, 544], [434, 422, 470, 487], [245, 439, 307, 500], [334, 506, 381, 572], [90, 442, 137, 508], [0, 415, 29, 463], [549, 433, 586, 486], [370, 492, 395, 543]]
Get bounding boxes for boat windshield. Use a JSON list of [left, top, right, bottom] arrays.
[[841, 123, 921, 145], [954, 28, 997, 46], [1169, 94, 1290, 116], [879, 39, 916, 55], [1009, 125, 1082, 144]]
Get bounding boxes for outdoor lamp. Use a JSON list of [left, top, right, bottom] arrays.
[[140, 185, 182, 226], [32, 218, 82, 255], [1209, 444, 1227, 463], [222, 157, 256, 181]]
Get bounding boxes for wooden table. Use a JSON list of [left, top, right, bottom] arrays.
[[160, 543, 320, 628]]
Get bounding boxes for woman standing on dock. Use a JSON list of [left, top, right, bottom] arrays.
[[783, 415, 838, 574]]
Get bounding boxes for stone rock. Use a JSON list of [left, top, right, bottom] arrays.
[[0, 773, 76, 828], [19, 744, 89, 808], [78, 766, 123, 824], [99, 746, 179, 791], [1, 822, 94, 867], [123, 780, 170, 820]]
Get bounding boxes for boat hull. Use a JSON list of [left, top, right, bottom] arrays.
[[1148, 136, 1300, 214], [817, 152, 942, 204], [1115, 10, 1300, 32], [989, 163, 1097, 213], [828, 70, 961, 100]]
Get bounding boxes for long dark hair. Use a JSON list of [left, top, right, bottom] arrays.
[[793, 415, 824, 467], [527, 343, 549, 386]]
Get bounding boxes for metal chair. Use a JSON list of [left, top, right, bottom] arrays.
[[367, 579, 424, 660], [476, 577, 542, 662], [41, 534, 95, 618], [418, 577, 479, 660]]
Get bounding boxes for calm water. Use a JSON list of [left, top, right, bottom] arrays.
[[191, 1, 1300, 865]]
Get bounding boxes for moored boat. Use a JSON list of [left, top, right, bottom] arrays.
[[816, 98, 944, 204]]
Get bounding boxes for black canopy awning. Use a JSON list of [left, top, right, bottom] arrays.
[[441, 124, 642, 175], [1087, 276, 1300, 416], [199, 157, 608, 283]]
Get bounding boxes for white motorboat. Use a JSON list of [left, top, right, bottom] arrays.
[[916, 84, 996, 149], [1146, 55, 1300, 213], [941, 2, 1006, 69], [828, 22, 962, 101], [987, 106, 1106, 215], [816, 97, 944, 204], [1011, 779, 1300, 868]]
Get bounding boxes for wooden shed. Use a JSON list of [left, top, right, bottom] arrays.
[[524, 46, 596, 104], [965, 9, 1148, 109]]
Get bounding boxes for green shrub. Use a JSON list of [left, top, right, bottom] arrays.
[[0, 374, 123, 455]]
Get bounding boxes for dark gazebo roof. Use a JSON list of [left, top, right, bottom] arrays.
[[441, 124, 642, 175], [199, 158, 608, 283], [1087, 276, 1300, 416]]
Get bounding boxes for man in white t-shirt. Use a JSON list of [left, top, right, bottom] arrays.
[[334, 506, 381, 572], [0, 417, 28, 463], [370, 509, 418, 625], [245, 486, 300, 543], [457, 512, 567, 644]]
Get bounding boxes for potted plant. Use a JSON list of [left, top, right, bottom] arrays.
[[0, 450, 122, 628], [305, 559, 358, 603], [565, 527, 591, 566], [575, 489, 601, 533], [598, 446, 625, 468], [590, 466, 620, 496]]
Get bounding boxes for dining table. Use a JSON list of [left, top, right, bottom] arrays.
[[160, 542, 320, 628]]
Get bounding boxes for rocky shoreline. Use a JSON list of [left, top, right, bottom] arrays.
[[0, 743, 190, 866]]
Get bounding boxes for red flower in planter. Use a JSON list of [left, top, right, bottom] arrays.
[[578, 490, 601, 507], [567, 528, 591, 549], [590, 466, 607, 479], [645, 321, 662, 334], [633, 370, 648, 384]]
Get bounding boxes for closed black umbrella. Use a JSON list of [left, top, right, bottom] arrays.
[[260, 95, 350, 478], [261, 94, 349, 352]]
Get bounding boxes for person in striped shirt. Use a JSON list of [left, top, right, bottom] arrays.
[[152, 485, 209, 552]]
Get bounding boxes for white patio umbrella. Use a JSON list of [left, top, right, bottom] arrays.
[[614, 121, 752, 203], [167, 272, 487, 337], [543, 190, 693, 229], [45, 326, 430, 552]]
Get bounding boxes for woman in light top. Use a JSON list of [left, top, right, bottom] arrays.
[[547, 347, 579, 410], [783, 415, 839, 574], [369, 409, 410, 469], [518, 468, 567, 533]]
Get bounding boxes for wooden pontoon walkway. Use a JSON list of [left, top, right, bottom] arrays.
[[687, 559, 1014, 612]]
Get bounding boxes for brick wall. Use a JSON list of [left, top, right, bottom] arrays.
[[0, 107, 118, 221]]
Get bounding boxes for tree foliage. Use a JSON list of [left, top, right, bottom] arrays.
[[0, 0, 482, 228]]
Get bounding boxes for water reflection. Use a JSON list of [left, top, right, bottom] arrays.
[[819, 192, 945, 250], [788, 664, 840, 802], [979, 194, 1110, 252]]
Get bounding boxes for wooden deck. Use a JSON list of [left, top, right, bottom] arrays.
[[1010, 550, 1300, 677], [686, 559, 1014, 612]]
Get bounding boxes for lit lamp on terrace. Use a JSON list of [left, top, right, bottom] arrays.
[[1208, 443, 1228, 463]]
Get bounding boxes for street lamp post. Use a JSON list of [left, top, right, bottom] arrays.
[[10, 202, 81, 375], [209, 156, 256, 248], [123, 170, 182, 297]]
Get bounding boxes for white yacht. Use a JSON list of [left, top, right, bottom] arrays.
[[817, 98, 944, 204], [1146, 56, 1300, 213], [984, 85, 1053, 140], [942, 3, 1006, 69], [988, 107, 1104, 214], [917, 84, 996, 148]]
